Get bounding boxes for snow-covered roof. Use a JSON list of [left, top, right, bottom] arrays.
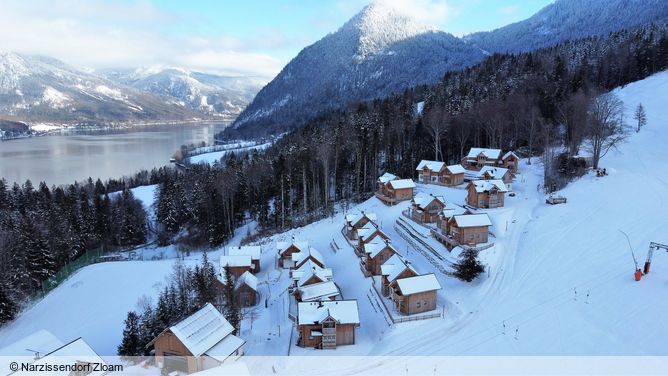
[[388, 178, 416, 189], [503, 151, 519, 160], [364, 240, 395, 258], [412, 192, 445, 209], [235, 271, 258, 291], [297, 300, 360, 326], [416, 160, 445, 171], [357, 225, 386, 243], [476, 166, 510, 180], [446, 164, 466, 174], [228, 245, 261, 260], [466, 148, 502, 159], [292, 247, 325, 267], [203, 334, 245, 363], [452, 214, 492, 228], [470, 179, 508, 193], [219, 255, 252, 268], [25, 338, 107, 375], [395, 274, 442, 295], [378, 172, 398, 184], [441, 203, 469, 220], [0, 329, 63, 357], [297, 281, 340, 302], [292, 260, 333, 287], [381, 254, 415, 282], [169, 303, 239, 357], [345, 212, 377, 226], [276, 240, 309, 255]]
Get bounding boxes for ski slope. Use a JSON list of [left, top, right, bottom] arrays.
[[0, 71, 667, 358]]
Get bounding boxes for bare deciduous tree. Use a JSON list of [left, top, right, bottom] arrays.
[[423, 107, 447, 161], [586, 92, 628, 169], [634, 103, 647, 133]]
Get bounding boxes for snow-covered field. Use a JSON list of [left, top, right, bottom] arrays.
[[189, 142, 271, 164], [1, 71, 667, 361]]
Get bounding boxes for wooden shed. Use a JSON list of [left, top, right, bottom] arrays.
[[390, 274, 441, 315], [297, 300, 360, 349]]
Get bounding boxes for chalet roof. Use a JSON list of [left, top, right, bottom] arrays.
[[203, 334, 245, 363], [416, 160, 445, 171], [169, 303, 240, 357], [476, 166, 510, 180], [446, 164, 466, 174], [470, 179, 508, 193], [441, 203, 469, 220], [345, 212, 378, 227], [503, 151, 519, 160], [235, 271, 258, 291], [465, 148, 502, 159], [276, 239, 309, 255], [292, 247, 325, 267], [293, 261, 333, 287], [296, 280, 340, 302], [452, 214, 492, 228], [378, 172, 398, 184], [381, 254, 416, 282], [297, 300, 360, 326], [395, 274, 442, 295], [25, 337, 107, 375], [357, 225, 386, 243], [228, 245, 261, 260], [412, 193, 446, 209], [388, 178, 416, 189], [0, 329, 64, 357], [364, 240, 395, 258], [219, 255, 252, 268]]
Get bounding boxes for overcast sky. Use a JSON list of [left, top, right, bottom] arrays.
[[0, 0, 553, 79]]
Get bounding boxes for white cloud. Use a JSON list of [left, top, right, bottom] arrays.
[[0, 0, 284, 78]]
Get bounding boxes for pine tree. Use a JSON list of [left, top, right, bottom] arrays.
[[138, 304, 157, 352], [118, 311, 142, 357], [222, 265, 240, 334], [0, 283, 18, 324], [453, 248, 486, 282], [634, 103, 647, 132], [194, 252, 218, 307]]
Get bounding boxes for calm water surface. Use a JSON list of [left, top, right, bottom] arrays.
[[0, 122, 229, 186]]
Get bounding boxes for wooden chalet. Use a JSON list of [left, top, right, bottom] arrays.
[[362, 239, 397, 275], [380, 254, 417, 296], [355, 224, 389, 255], [297, 300, 360, 349], [410, 193, 446, 223], [475, 166, 514, 184], [276, 239, 309, 268], [148, 303, 245, 374], [234, 271, 258, 307], [437, 203, 471, 234], [502, 151, 520, 172], [219, 255, 253, 279], [448, 214, 492, 246], [344, 212, 378, 239], [416, 160, 466, 186], [376, 176, 416, 205], [293, 280, 340, 302], [389, 274, 441, 315], [228, 245, 261, 273], [292, 247, 325, 270], [291, 259, 334, 288], [466, 180, 508, 208], [460, 148, 503, 170]]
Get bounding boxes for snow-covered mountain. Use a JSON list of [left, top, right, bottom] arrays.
[[98, 67, 267, 118], [229, 3, 487, 136], [466, 0, 668, 54], [0, 52, 200, 125]]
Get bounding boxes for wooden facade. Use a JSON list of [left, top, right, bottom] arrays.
[[223, 265, 251, 279], [152, 330, 199, 374], [365, 244, 396, 276], [416, 161, 466, 186], [410, 194, 446, 223], [298, 321, 357, 349], [390, 288, 438, 315], [502, 151, 520, 172], [467, 181, 507, 209], [278, 244, 303, 268], [382, 267, 417, 296], [344, 213, 377, 239], [236, 282, 258, 307], [448, 219, 490, 245], [461, 148, 503, 170], [376, 179, 415, 205], [356, 227, 389, 254]]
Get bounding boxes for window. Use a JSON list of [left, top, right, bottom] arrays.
[[417, 302, 421, 308]]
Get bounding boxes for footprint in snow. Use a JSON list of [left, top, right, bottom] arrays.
[[71, 281, 83, 288]]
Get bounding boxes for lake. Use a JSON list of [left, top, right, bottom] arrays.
[[0, 122, 229, 186]]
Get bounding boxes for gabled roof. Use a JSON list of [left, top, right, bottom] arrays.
[[292, 247, 325, 267], [297, 300, 360, 326], [416, 160, 445, 171], [441, 203, 469, 220], [0, 329, 63, 357], [228, 245, 261, 260], [378, 172, 398, 184], [276, 240, 309, 255], [345, 212, 378, 227], [503, 151, 519, 160], [296, 280, 340, 302], [469, 179, 508, 193], [445, 164, 466, 174], [363, 240, 396, 258], [466, 148, 502, 159], [451, 214, 492, 228], [388, 179, 416, 189], [381, 254, 416, 282], [412, 193, 446, 209], [357, 225, 387, 243], [235, 271, 258, 291], [219, 255, 252, 268], [168, 303, 239, 357], [394, 274, 442, 295], [476, 166, 510, 180], [25, 337, 107, 375], [291, 259, 333, 282]]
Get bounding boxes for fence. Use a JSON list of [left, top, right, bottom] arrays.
[[39, 247, 105, 298]]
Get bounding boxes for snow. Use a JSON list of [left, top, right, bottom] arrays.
[[41, 86, 70, 108], [476, 166, 510, 180], [415, 160, 445, 171], [292, 248, 325, 268], [470, 179, 508, 193], [388, 179, 415, 189], [228, 245, 261, 260], [411, 192, 445, 209], [220, 255, 252, 268], [441, 203, 469, 220], [0, 329, 63, 357], [394, 273, 442, 295], [378, 172, 398, 184], [446, 164, 466, 174], [365, 240, 395, 258], [204, 334, 245, 362], [503, 151, 519, 160], [24, 338, 107, 375], [188, 142, 271, 164], [235, 271, 258, 291], [297, 300, 360, 325], [296, 281, 341, 302], [381, 254, 415, 281], [277, 240, 309, 255], [451, 213, 492, 228], [465, 147, 502, 159], [168, 303, 236, 357]]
